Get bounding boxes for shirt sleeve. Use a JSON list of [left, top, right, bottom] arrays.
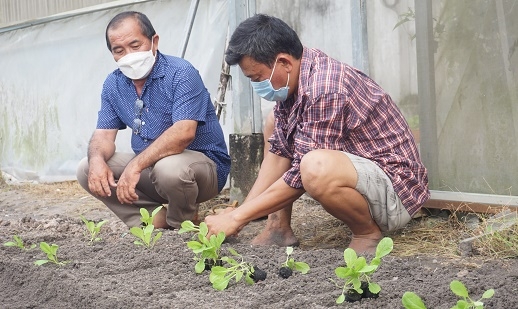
[[97, 77, 126, 130], [170, 66, 209, 124]]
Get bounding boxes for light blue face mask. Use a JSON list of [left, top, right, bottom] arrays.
[[250, 59, 290, 101]]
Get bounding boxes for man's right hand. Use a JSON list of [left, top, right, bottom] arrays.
[[87, 158, 117, 198]]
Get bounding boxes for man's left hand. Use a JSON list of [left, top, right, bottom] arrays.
[[116, 163, 141, 204]]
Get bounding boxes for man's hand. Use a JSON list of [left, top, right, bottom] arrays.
[[205, 208, 245, 238], [116, 162, 141, 204], [87, 158, 117, 197]]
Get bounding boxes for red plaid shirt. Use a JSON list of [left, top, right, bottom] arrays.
[[269, 47, 430, 215]]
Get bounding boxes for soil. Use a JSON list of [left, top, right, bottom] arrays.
[[1, 181, 518, 309]]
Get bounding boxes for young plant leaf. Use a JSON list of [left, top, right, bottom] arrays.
[[450, 280, 469, 298], [401, 291, 427, 309], [343, 248, 357, 266], [482, 289, 495, 299], [336, 294, 346, 304], [375, 237, 394, 258], [294, 261, 310, 274]]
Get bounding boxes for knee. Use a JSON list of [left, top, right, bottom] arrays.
[[76, 157, 89, 188], [300, 149, 330, 197]]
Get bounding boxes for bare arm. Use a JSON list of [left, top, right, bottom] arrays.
[[86, 129, 118, 197], [205, 151, 305, 237], [116, 119, 197, 204]]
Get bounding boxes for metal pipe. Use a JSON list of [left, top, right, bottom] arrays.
[[350, 0, 370, 75], [178, 0, 200, 58], [415, 0, 439, 188], [0, 0, 156, 34]]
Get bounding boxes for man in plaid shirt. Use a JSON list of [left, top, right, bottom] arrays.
[[205, 14, 430, 253]]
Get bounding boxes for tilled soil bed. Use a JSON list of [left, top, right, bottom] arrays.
[[1, 182, 517, 308]]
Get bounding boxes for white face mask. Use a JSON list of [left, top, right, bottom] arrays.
[[116, 39, 156, 80]]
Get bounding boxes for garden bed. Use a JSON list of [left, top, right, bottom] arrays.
[[1, 182, 517, 308]]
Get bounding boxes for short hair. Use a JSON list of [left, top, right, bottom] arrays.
[[225, 14, 303, 67], [105, 11, 156, 51]]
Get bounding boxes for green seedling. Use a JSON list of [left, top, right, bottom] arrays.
[[178, 220, 225, 273], [402, 291, 428, 309], [140, 205, 163, 226], [209, 247, 266, 290], [3, 235, 36, 250], [80, 216, 108, 244], [34, 242, 68, 266], [450, 280, 494, 309], [331, 237, 393, 304], [129, 207, 163, 249], [401, 280, 495, 309], [278, 246, 310, 278]]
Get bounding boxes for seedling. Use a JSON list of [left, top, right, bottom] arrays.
[[401, 280, 495, 309], [129, 207, 163, 249], [34, 242, 68, 266], [278, 246, 310, 279], [3, 235, 36, 250], [401, 291, 428, 309], [209, 247, 266, 290], [80, 215, 108, 244], [178, 220, 225, 273], [450, 280, 494, 309], [331, 237, 393, 304], [139, 206, 162, 226]]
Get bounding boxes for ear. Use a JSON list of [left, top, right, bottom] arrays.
[[276, 54, 295, 73], [152, 35, 159, 52]]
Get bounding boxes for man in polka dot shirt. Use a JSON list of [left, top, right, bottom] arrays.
[[77, 11, 230, 229]]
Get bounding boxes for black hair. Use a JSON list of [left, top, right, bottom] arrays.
[[225, 14, 303, 67], [105, 11, 156, 51]]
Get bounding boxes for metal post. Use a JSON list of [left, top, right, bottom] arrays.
[[415, 0, 439, 188], [228, 0, 262, 204], [178, 0, 200, 58], [351, 0, 369, 75], [229, 0, 260, 134]]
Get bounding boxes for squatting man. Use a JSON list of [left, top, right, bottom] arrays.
[[204, 14, 430, 254], [77, 11, 230, 229]]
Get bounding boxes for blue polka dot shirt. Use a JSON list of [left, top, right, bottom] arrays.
[[97, 51, 230, 191]]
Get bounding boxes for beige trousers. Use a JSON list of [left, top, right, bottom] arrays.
[[76, 150, 219, 228]]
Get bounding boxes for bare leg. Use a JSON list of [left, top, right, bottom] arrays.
[[300, 149, 382, 254], [251, 205, 299, 246], [152, 206, 171, 229], [250, 110, 298, 246]]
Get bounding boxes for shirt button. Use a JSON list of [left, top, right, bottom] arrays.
[[144, 139, 148, 142]]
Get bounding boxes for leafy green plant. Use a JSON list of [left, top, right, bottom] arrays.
[[331, 237, 393, 304], [450, 280, 494, 309], [3, 235, 36, 250], [139, 206, 162, 226], [278, 246, 310, 278], [34, 242, 68, 266], [80, 216, 108, 244], [129, 207, 163, 249], [402, 291, 428, 309], [178, 220, 225, 273], [401, 280, 495, 309], [209, 247, 266, 290]]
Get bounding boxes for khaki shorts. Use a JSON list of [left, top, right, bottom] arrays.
[[343, 152, 411, 232]]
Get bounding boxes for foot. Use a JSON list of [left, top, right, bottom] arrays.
[[251, 227, 300, 247], [347, 233, 383, 255], [152, 207, 172, 229]]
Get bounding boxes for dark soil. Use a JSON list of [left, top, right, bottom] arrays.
[[1, 182, 518, 308]]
